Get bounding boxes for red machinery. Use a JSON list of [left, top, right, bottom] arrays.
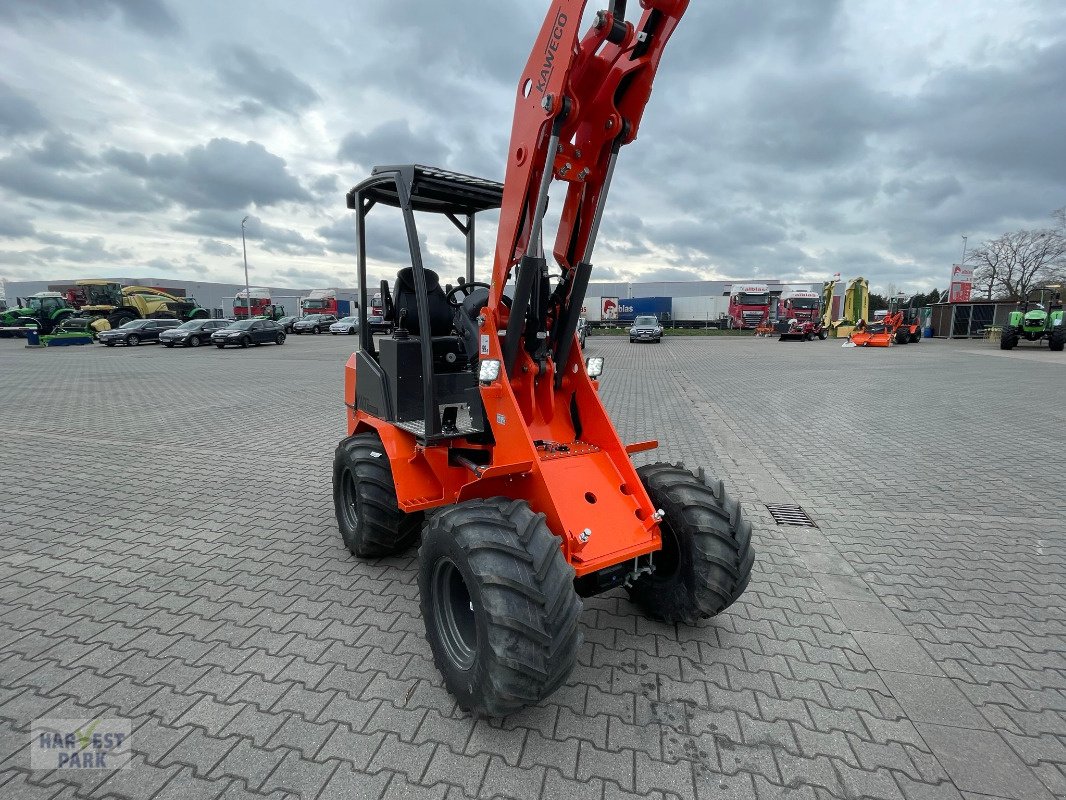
[[334, 0, 753, 715], [849, 294, 921, 347]]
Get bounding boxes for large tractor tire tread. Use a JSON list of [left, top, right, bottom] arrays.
[[1049, 325, 1065, 352], [1000, 327, 1018, 350], [418, 497, 582, 717], [333, 433, 422, 557], [628, 462, 754, 625], [107, 312, 139, 333]]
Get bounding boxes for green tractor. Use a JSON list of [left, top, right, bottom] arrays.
[[1000, 287, 1064, 352], [0, 292, 76, 335]]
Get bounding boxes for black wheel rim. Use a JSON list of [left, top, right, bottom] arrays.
[[432, 558, 477, 670], [339, 468, 359, 531]]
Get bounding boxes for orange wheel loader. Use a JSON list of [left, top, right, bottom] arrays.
[[333, 0, 754, 716]]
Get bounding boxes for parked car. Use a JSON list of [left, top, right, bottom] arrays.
[[577, 317, 589, 348], [211, 319, 286, 348], [367, 307, 391, 334], [276, 315, 298, 334], [330, 316, 360, 335], [629, 315, 663, 343], [160, 318, 231, 348], [97, 318, 181, 346], [293, 314, 337, 334]]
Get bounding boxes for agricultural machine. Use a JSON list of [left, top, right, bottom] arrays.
[[1000, 287, 1064, 351], [0, 292, 76, 334], [67, 280, 210, 330], [332, 0, 754, 716], [775, 289, 826, 341], [849, 293, 921, 347]]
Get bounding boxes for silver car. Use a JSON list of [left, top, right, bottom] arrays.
[[329, 316, 359, 335]]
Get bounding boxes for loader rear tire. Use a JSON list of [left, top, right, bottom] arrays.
[[909, 327, 921, 344], [333, 432, 423, 557], [628, 463, 754, 624], [894, 329, 909, 345], [418, 498, 582, 717]]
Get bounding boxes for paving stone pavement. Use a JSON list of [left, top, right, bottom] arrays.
[[0, 332, 1063, 800]]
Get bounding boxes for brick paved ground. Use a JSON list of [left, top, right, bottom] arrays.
[[0, 331, 1063, 800]]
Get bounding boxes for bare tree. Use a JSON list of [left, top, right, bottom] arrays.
[[1052, 205, 1065, 234], [969, 228, 1066, 301]]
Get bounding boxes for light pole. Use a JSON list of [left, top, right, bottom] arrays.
[[241, 216, 252, 321], [960, 235, 968, 265]]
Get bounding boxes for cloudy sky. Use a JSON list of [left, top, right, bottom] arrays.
[[1, 0, 1063, 294]]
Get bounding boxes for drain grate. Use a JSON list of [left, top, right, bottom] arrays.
[[766, 504, 818, 527]]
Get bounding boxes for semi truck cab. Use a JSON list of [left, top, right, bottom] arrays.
[[779, 289, 820, 322], [728, 284, 770, 329]]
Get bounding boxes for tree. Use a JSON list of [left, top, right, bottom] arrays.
[[868, 293, 888, 314], [969, 227, 1066, 301]]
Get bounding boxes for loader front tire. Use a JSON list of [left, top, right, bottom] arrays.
[[1049, 325, 1065, 352], [628, 463, 754, 624], [418, 498, 582, 717], [333, 432, 423, 557], [1000, 327, 1018, 350]]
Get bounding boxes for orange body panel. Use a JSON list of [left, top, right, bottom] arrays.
[[346, 323, 663, 578]]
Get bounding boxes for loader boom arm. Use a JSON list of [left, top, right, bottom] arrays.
[[490, 0, 689, 376]]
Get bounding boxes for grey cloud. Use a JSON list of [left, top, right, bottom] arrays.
[[110, 138, 311, 210], [225, 214, 324, 257], [0, 213, 36, 238], [0, 136, 308, 215], [739, 72, 898, 170], [338, 120, 452, 171], [199, 238, 238, 257], [0, 80, 48, 137], [30, 134, 94, 169], [173, 211, 243, 239], [315, 217, 354, 254], [0, 141, 165, 213], [311, 174, 340, 196], [215, 46, 320, 116], [275, 266, 355, 287], [902, 40, 1066, 185], [4, 233, 134, 266], [0, 0, 180, 37]]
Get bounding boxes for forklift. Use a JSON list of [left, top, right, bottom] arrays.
[[333, 0, 754, 716]]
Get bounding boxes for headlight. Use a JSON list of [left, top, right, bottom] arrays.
[[478, 359, 501, 384], [586, 356, 604, 378], [629, 328, 636, 334]]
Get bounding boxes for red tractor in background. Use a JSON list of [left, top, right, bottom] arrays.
[[332, 0, 753, 716]]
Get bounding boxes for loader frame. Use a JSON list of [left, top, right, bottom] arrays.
[[344, 0, 690, 581]]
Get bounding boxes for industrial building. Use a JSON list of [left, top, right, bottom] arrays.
[[2, 276, 835, 318]]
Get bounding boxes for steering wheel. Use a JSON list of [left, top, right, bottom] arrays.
[[445, 281, 491, 308]]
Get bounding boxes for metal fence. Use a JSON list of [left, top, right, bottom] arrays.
[[930, 303, 1014, 338]]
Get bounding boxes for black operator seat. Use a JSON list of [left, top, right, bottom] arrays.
[[392, 267, 467, 371]]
